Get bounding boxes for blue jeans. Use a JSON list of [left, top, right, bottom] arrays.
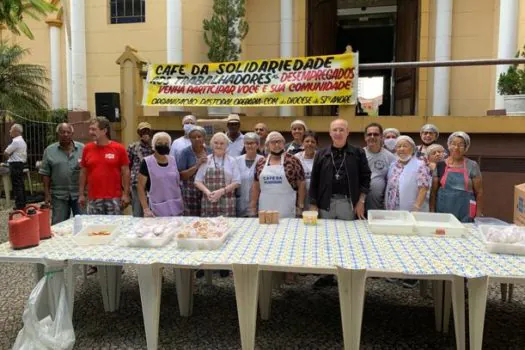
[[51, 196, 82, 225]]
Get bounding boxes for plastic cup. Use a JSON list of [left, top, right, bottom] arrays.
[[302, 211, 318, 225]]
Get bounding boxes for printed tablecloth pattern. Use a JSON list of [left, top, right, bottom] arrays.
[[1, 215, 524, 278]]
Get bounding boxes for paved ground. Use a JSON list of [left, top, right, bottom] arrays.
[[1, 208, 525, 349]]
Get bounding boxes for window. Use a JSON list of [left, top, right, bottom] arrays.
[[110, 0, 145, 24]]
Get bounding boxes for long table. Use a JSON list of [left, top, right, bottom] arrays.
[[1, 215, 524, 350]]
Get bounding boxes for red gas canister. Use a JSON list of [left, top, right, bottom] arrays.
[[8, 211, 40, 250], [26, 204, 52, 239]]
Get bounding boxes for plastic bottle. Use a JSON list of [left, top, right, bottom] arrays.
[[73, 215, 83, 235]]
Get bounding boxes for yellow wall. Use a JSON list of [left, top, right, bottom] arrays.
[[2, 0, 525, 119]]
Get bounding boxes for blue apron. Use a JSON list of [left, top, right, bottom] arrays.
[[436, 160, 476, 223]]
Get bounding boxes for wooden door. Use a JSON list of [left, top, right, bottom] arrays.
[[393, 0, 419, 115], [307, 0, 338, 116]]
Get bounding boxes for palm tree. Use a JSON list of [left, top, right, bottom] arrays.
[[0, 0, 56, 40], [0, 43, 49, 119]]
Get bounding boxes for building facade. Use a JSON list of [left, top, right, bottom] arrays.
[[1, 0, 525, 117]]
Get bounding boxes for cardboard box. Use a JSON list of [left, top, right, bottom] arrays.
[[514, 183, 525, 226]]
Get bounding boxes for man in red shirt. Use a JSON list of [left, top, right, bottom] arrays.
[[79, 117, 130, 214]]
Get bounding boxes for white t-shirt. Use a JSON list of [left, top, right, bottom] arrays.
[[169, 136, 191, 159], [5, 136, 27, 163], [195, 154, 241, 185], [227, 133, 244, 157]]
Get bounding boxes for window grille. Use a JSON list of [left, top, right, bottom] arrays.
[[110, 0, 145, 24]]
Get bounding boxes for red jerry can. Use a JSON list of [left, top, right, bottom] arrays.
[[8, 210, 40, 250], [25, 204, 52, 239]]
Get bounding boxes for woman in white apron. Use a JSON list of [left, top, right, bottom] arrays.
[[294, 131, 318, 210], [385, 136, 431, 212], [250, 132, 306, 218], [236, 133, 263, 217]]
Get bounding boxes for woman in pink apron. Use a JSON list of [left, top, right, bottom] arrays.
[[137, 132, 184, 217], [195, 132, 241, 217], [430, 131, 483, 223]]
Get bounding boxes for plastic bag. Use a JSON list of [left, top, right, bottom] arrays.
[[12, 270, 75, 350]]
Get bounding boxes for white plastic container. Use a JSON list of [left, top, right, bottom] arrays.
[[367, 210, 416, 235], [412, 212, 466, 237], [176, 228, 232, 250], [474, 217, 508, 227], [479, 225, 525, 256], [73, 224, 118, 246], [124, 232, 174, 248]]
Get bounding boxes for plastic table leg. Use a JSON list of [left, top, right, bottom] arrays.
[[174, 268, 194, 317], [258, 270, 273, 320], [468, 277, 489, 350], [138, 264, 163, 350], [337, 268, 367, 350], [97, 265, 122, 312], [232, 264, 260, 350]]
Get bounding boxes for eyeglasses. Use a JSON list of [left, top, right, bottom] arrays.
[[255, 128, 265, 132], [269, 140, 284, 145], [366, 133, 380, 137]]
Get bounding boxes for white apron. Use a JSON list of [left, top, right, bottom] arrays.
[[259, 154, 296, 218], [236, 154, 262, 217], [398, 157, 429, 212], [296, 152, 314, 208]]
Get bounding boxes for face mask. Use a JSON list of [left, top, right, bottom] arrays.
[[384, 138, 397, 151], [397, 154, 412, 162], [155, 144, 170, 155], [270, 149, 285, 156], [183, 124, 194, 135]]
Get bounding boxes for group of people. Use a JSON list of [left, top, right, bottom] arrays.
[[27, 114, 483, 232]]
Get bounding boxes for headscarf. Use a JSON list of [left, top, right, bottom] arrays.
[[420, 124, 439, 137], [151, 132, 172, 152], [290, 120, 307, 130], [265, 131, 286, 145], [383, 128, 400, 138], [448, 131, 471, 152], [188, 125, 207, 137], [243, 132, 260, 145], [182, 114, 197, 125], [395, 135, 417, 155]]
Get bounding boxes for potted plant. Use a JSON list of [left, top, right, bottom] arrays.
[[203, 0, 249, 116], [497, 47, 525, 115]]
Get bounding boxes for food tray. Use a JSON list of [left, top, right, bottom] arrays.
[[73, 224, 118, 246], [474, 217, 508, 227], [176, 227, 233, 250], [479, 225, 525, 256], [123, 232, 175, 248], [412, 212, 466, 237], [367, 210, 416, 235]]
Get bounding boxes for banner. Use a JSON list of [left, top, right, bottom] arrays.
[[142, 53, 358, 107]]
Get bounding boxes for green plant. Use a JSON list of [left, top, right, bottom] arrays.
[[0, 0, 57, 40], [203, 0, 249, 62], [0, 43, 49, 118], [497, 47, 525, 95]]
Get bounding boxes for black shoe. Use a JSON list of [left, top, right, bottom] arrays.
[[219, 270, 230, 278], [196, 270, 205, 278], [313, 275, 337, 288]]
